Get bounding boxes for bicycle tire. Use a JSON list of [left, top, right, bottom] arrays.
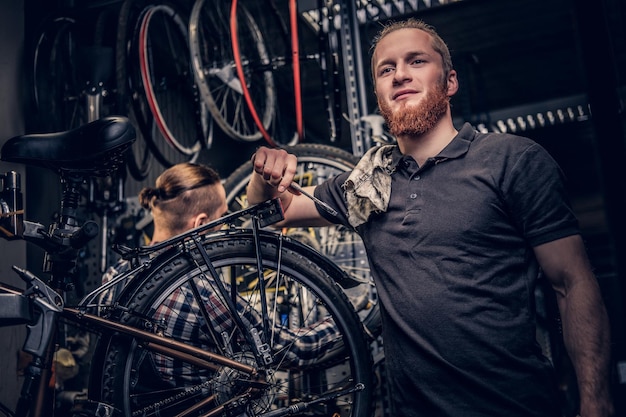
[[123, 0, 173, 169], [90, 230, 373, 417], [32, 16, 85, 131], [287, 0, 304, 142], [137, 3, 203, 158], [123, 0, 203, 168], [190, 0, 275, 143], [33, 10, 123, 129], [317, 0, 343, 143], [116, 0, 153, 180], [124, 106, 154, 181], [223, 144, 382, 338]]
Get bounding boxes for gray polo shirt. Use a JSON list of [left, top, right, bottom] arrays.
[[315, 123, 579, 417]]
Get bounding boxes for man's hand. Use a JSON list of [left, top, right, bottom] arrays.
[[247, 147, 334, 227], [247, 147, 299, 206], [251, 147, 298, 193]]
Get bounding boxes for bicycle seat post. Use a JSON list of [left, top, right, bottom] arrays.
[[42, 172, 84, 291]]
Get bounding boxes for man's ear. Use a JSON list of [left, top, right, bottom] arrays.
[[193, 213, 209, 228], [446, 69, 459, 97]]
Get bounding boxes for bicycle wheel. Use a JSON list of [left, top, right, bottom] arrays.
[[190, 0, 275, 143], [232, 0, 306, 147], [129, 1, 203, 167], [91, 230, 373, 417], [123, 105, 154, 181], [317, 0, 343, 143], [223, 144, 381, 338], [33, 10, 120, 132], [32, 16, 85, 131], [121, 0, 170, 169], [116, 0, 153, 180]]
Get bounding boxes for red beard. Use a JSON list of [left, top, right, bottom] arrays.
[[378, 84, 449, 137]]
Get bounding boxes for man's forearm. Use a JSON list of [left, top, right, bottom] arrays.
[[559, 280, 613, 416], [246, 173, 279, 205]]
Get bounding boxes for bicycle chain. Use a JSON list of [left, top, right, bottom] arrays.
[[131, 379, 213, 417]]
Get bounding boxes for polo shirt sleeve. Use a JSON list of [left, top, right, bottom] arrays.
[[313, 171, 352, 227], [502, 141, 580, 247]]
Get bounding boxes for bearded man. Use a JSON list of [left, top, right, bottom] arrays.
[[245, 18, 614, 417]]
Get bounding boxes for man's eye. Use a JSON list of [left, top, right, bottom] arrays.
[[379, 67, 393, 76]]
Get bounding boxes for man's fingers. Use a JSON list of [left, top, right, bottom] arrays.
[[277, 154, 298, 192], [252, 147, 298, 192], [277, 177, 291, 194]]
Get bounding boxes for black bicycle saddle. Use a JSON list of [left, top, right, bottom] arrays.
[[1, 116, 136, 175]]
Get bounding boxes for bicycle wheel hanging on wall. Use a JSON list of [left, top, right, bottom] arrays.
[[90, 230, 374, 417], [116, 0, 153, 180], [189, 0, 276, 144], [123, 0, 204, 168], [223, 143, 381, 338], [229, 0, 306, 147], [33, 7, 124, 130], [316, 0, 344, 144]]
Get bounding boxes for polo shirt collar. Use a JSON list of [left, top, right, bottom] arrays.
[[389, 122, 476, 170], [436, 122, 475, 161]]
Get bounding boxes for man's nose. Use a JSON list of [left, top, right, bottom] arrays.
[[393, 63, 411, 84]]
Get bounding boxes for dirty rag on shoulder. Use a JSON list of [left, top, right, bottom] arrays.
[[342, 145, 396, 228]]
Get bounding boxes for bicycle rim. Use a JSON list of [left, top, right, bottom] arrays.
[[223, 144, 382, 339], [92, 231, 373, 417], [190, 0, 275, 143], [115, 0, 153, 179], [136, 2, 203, 161], [317, 1, 343, 143], [115, 0, 153, 180], [126, 7, 173, 169]]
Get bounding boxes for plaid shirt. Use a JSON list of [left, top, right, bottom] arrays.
[[100, 257, 342, 386]]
